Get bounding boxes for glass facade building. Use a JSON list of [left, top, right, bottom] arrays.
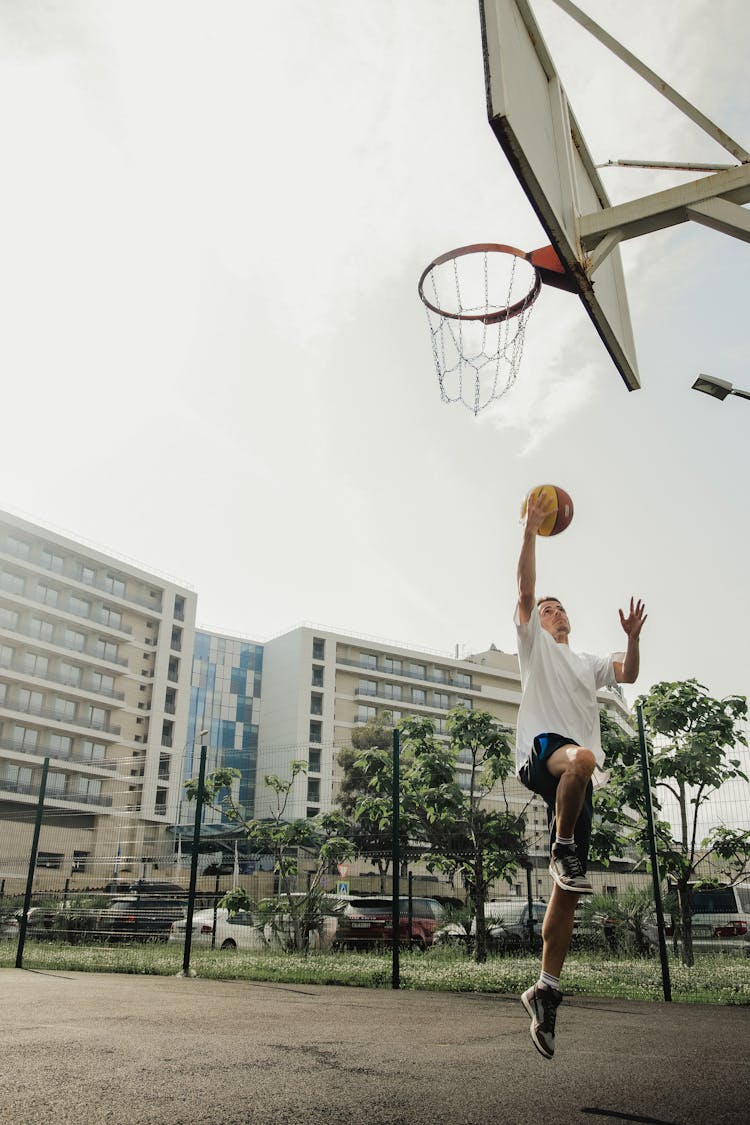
[[187, 630, 263, 823]]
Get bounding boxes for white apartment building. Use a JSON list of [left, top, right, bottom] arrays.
[[256, 625, 637, 895], [0, 509, 196, 886]]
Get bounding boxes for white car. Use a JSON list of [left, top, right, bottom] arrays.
[[169, 907, 267, 952]]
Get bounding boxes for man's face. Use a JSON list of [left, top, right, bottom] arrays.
[[538, 599, 570, 643]]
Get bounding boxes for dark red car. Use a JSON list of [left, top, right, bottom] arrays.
[[334, 896, 445, 951]]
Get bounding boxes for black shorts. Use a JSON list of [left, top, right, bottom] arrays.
[[518, 733, 593, 872]]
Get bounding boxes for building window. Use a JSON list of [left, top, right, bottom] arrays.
[[12, 724, 38, 749], [72, 850, 90, 873], [37, 851, 64, 869], [90, 671, 115, 694], [60, 661, 81, 686], [5, 535, 30, 558], [72, 776, 102, 802], [0, 644, 14, 667], [168, 657, 180, 682], [87, 705, 108, 729], [312, 637, 325, 660], [307, 778, 320, 804], [173, 594, 185, 621], [24, 652, 49, 677], [95, 638, 119, 662], [412, 688, 426, 706], [3, 762, 33, 789], [170, 626, 182, 651], [106, 574, 126, 598], [70, 595, 91, 618], [64, 628, 86, 652], [81, 741, 106, 763], [455, 672, 472, 689], [46, 771, 66, 795], [36, 584, 58, 606], [357, 679, 377, 697], [18, 689, 44, 715], [158, 754, 171, 781], [356, 705, 376, 723], [0, 683, 5, 705], [0, 570, 25, 595], [408, 662, 426, 680], [101, 607, 122, 629], [54, 698, 76, 722], [433, 692, 449, 709], [432, 667, 446, 683], [456, 697, 473, 710], [42, 549, 64, 573], [311, 665, 324, 687], [79, 565, 96, 585], [0, 606, 19, 630], [310, 692, 323, 716], [308, 749, 321, 773], [383, 656, 402, 675], [383, 683, 402, 701], [30, 617, 54, 642], [309, 721, 322, 743], [48, 733, 73, 756], [359, 652, 377, 670]]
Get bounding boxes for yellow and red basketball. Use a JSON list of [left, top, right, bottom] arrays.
[[521, 484, 574, 537]]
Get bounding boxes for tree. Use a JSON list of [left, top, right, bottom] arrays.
[[186, 762, 354, 953], [336, 713, 404, 892], [636, 679, 749, 966], [397, 708, 528, 963]]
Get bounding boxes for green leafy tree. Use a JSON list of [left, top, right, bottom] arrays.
[[397, 708, 528, 963], [336, 713, 402, 892], [636, 679, 749, 966], [186, 763, 354, 953]]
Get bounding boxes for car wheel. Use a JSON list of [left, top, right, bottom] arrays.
[[220, 939, 237, 952]]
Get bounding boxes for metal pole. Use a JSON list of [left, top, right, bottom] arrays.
[[16, 758, 50, 969], [391, 728, 400, 990], [636, 704, 672, 1002], [408, 870, 413, 950], [525, 863, 536, 948], [181, 743, 207, 977], [212, 872, 219, 950]]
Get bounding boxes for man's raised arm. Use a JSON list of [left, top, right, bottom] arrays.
[[517, 491, 554, 625]]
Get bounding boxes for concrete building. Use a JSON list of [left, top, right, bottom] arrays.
[[254, 625, 638, 897], [0, 509, 196, 887]]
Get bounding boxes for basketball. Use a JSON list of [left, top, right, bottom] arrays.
[[521, 484, 574, 537]]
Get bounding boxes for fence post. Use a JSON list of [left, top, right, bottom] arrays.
[[636, 704, 672, 1002], [391, 727, 400, 990], [181, 743, 207, 977], [16, 758, 50, 969]]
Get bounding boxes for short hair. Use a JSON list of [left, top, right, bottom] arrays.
[[537, 596, 562, 607]]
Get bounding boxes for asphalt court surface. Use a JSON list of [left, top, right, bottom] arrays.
[[1, 968, 748, 1124]]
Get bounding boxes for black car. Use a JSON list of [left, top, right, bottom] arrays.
[[97, 896, 187, 942]]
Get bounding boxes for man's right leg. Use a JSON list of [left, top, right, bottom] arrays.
[[545, 745, 595, 894]]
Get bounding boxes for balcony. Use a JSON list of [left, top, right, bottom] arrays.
[[0, 774, 113, 806], [0, 734, 118, 770], [336, 655, 476, 692]]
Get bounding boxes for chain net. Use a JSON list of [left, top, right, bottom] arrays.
[[420, 247, 539, 415]]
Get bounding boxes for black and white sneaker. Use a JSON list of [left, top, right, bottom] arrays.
[[549, 843, 593, 893], [521, 983, 563, 1059]]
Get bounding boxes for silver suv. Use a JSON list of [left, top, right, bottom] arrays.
[[470, 899, 547, 951]]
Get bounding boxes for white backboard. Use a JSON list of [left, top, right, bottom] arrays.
[[479, 0, 640, 390]]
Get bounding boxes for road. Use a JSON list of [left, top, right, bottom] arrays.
[[1, 969, 748, 1124]]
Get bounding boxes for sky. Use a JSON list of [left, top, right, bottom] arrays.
[[1, 0, 748, 712]]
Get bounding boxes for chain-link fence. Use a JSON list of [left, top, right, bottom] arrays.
[[2, 724, 748, 991]]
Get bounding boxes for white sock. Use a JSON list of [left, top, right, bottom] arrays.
[[555, 834, 575, 847], [539, 971, 560, 991]]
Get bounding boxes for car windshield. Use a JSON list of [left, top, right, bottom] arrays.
[[692, 889, 737, 913]]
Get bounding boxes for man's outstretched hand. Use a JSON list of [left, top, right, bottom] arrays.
[[619, 597, 647, 640]]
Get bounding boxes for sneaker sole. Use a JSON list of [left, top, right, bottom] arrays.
[[548, 863, 594, 894], [520, 992, 554, 1060]]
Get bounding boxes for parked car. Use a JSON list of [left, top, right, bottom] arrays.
[[169, 907, 267, 952], [260, 894, 340, 951], [0, 913, 20, 939], [646, 883, 750, 956], [334, 896, 446, 951], [97, 895, 187, 942], [470, 899, 547, 952]]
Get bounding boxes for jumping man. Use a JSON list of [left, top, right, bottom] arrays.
[[515, 489, 647, 1059]]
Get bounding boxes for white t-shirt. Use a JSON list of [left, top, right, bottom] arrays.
[[514, 605, 618, 782]]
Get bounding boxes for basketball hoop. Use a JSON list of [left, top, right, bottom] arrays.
[[418, 243, 566, 415]]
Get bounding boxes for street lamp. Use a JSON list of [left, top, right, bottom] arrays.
[[692, 374, 750, 402]]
